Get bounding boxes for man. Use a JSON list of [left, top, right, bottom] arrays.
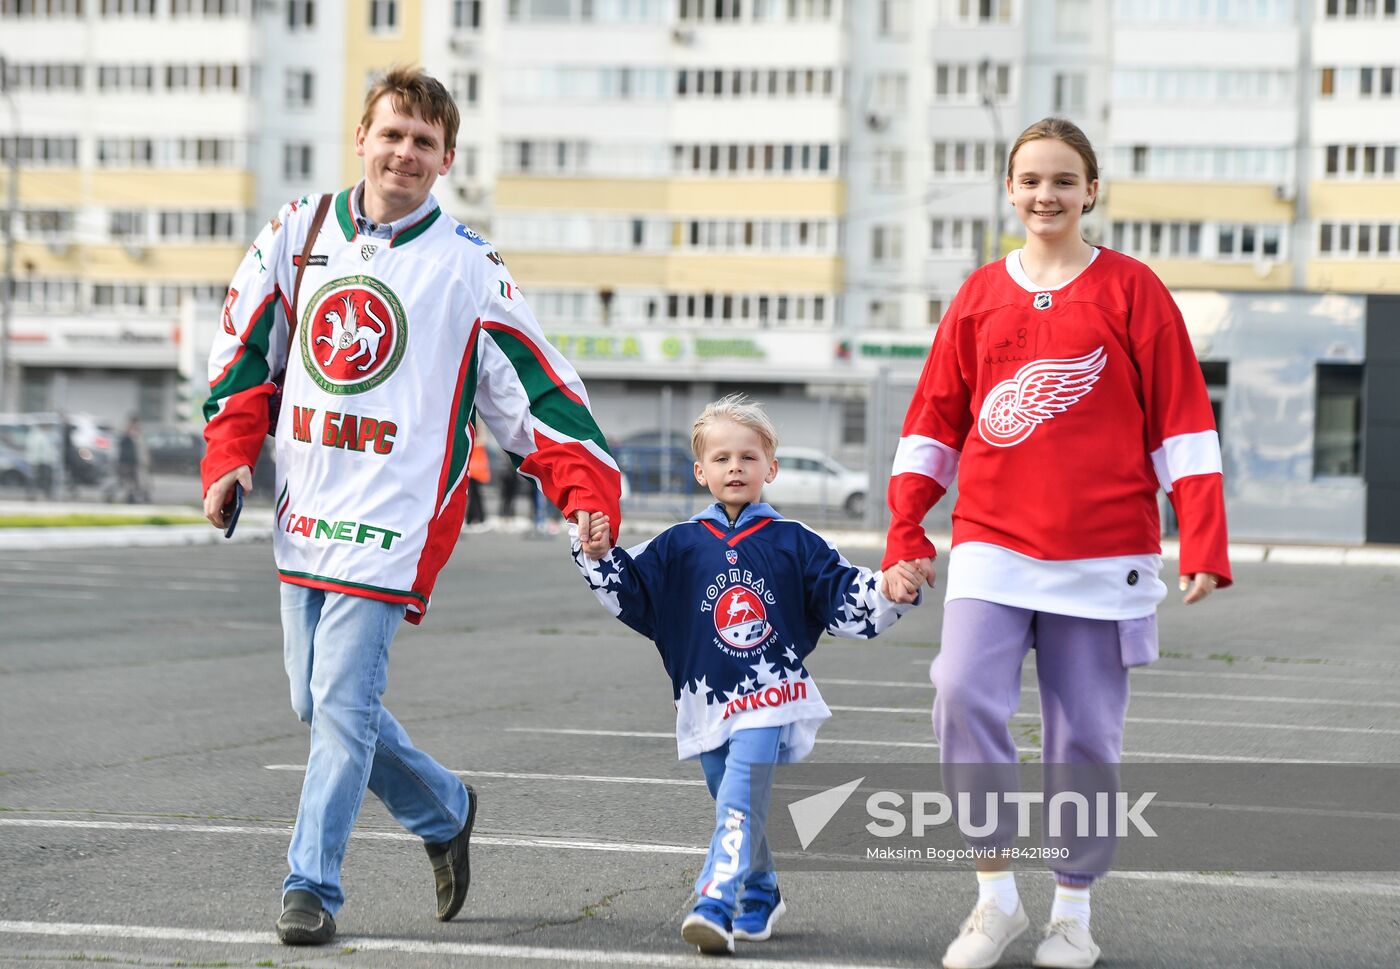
[[201, 66, 621, 946]]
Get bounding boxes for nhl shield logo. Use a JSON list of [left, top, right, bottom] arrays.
[[714, 586, 771, 650], [360, 243, 378, 261], [300, 275, 408, 395], [1033, 292, 1053, 310], [726, 549, 738, 565]]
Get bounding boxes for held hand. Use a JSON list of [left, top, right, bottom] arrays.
[[908, 557, 936, 588], [204, 465, 252, 529], [1179, 572, 1220, 605], [576, 510, 612, 560], [881, 560, 926, 604]]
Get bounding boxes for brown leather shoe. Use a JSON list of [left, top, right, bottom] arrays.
[[424, 784, 477, 921]]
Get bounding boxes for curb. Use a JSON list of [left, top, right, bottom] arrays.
[[2, 514, 1399, 568]]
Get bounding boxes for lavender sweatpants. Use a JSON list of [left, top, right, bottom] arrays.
[[933, 597, 1154, 885]]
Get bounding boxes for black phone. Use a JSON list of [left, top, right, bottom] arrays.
[[222, 482, 244, 539]]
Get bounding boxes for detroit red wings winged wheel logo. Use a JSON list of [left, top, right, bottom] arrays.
[[977, 347, 1107, 448], [300, 275, 407, 395], [714, 586, 772, 650]]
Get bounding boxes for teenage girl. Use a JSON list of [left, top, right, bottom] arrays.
[[881, 117, 1230, 969]]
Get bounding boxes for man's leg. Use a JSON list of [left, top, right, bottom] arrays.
[[280, 588, 407, 914]]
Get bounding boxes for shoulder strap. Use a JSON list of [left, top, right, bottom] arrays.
[[288, 193, 333, 340]]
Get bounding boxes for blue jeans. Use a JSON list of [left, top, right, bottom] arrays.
[[694, 726, 784, 914], [280, 584, 470, 914]]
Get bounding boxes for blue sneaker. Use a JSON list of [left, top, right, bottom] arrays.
[[733, 887, 786, 942], [681, 901, 734, 955]]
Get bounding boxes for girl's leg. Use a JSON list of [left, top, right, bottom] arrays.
[[1033, 611, 1131, 888], [935, 599, 1036, 969]]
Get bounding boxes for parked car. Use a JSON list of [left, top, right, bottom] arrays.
[[0, 413, 113, 488], [613, 444, 703, 495], [764, 447, 868, 518], [0, 440, 35, 490], [613, 432, 704, 495], [146, 425, 204, 475]]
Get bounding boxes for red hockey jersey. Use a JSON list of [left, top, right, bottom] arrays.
[[882, 248, 1231, 620]]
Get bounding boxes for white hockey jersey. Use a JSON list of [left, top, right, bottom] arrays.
[[203, 187, 621, 623]]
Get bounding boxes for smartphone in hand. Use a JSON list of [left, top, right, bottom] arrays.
[[223, 482, 244, 539]]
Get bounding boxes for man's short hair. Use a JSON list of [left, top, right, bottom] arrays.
[[361, 65, 460, 149], [692, 394, 779, 461]]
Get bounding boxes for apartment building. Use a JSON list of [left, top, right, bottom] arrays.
[[0, 0, 260, 418]]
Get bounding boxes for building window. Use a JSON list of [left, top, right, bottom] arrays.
[[284, 69, 314, 108], [871, 224, 903, 263], [283, 143, 313, 180], [1054, 71, 1087, 113], [287, 0, 314, 28], [453, 71, 479, 106], [877, 0, 910, 37], [369, 0, 397, 30], [452, 0, 481, 27], [1055, 0, 1090, 37], [1314, 364, 1364, 477]]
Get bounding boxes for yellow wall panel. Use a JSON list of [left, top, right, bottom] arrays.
[[342, 0, 423, 185], [507, 252, 843, 292], [2, 170, 254, 207], [16, 242, 244, 281], [0, 170, 81, 204], [497, 177, 845, 215], [91, 172, 256, 207], [1307, 259, 1400, 293], [1107, 182, 1294, 223], [1143, 258, 1292, 291], [1309, 183, 1400, 218]]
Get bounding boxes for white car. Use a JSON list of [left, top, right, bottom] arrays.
[[764, 447, 869, 518]]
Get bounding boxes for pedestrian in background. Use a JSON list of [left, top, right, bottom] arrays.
[[116, 416, 150, 504]]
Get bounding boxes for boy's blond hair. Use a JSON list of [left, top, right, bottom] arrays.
[[691, 394, 778, 461]]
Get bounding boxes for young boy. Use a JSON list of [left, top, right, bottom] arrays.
[[574, 395, 923, 955]]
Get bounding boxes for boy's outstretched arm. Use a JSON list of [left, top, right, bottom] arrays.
[[799, 527, 921, 641], [568, 523, 663, 642]]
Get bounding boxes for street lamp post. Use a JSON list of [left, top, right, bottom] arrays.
[[0, 55, 18, 413], [978, 58, 1005, 267]]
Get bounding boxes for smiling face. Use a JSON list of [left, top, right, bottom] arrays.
[[354, 95, 455, 224], [693, 419, 779, 520], [1005, 137, 1098, 244]]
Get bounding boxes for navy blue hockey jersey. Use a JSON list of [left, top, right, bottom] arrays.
[[571, 502, 916, 760]]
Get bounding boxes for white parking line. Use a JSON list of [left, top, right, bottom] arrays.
[[4, 822, 1397, 900], [825, 705, 1400, 737], [0, 818, 704, 856], [864, 666, 1399, 688], [263, 764, 707, 787], [0, 920, 896, 969], [823, 678, 1400, 710], [500, 727, 1345, 764]]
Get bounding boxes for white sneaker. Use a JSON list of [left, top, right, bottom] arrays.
[[942, 898, 1029, 969], [1032, 917, 1101, 968]]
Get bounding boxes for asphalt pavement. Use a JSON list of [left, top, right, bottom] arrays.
[[1, 528, 1398, 968]]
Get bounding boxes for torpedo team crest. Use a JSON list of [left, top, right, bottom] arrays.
[[714, 585, 771, 650], [300, 275, 408, 395]]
